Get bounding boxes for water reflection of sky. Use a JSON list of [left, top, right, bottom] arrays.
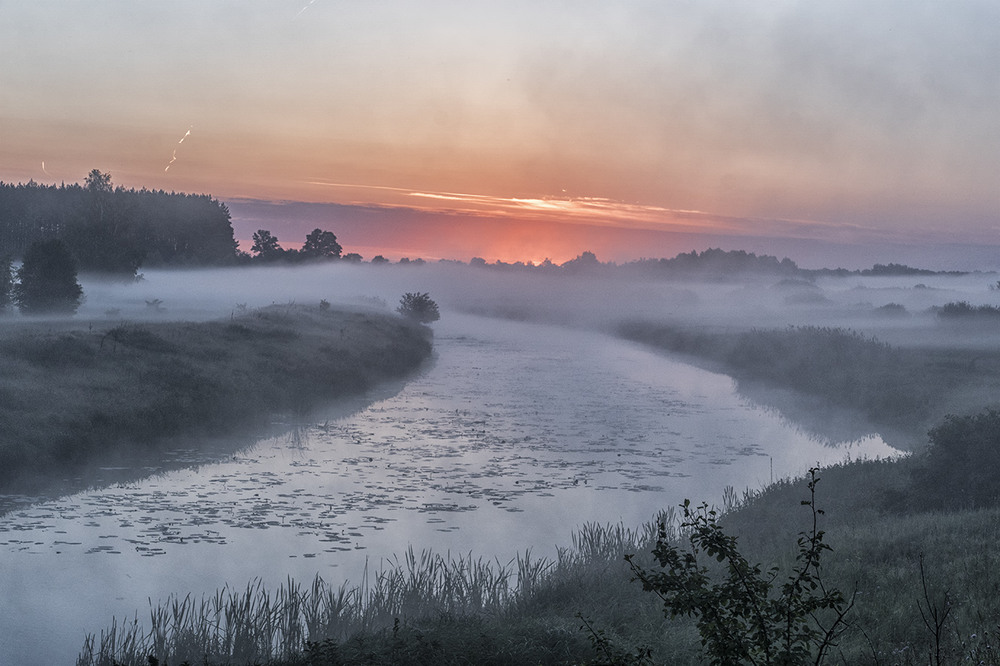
[[0, 315, 900, 664]]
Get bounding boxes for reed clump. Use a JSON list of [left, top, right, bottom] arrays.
[[76, 516, 683, 666]]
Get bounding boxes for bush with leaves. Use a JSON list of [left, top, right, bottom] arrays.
[[626, 469, 853, 666], [915, 408, 1000, 510], [300, 228, 342, 260], [397, 292, 440, 323], [13, 238, 84, 315]]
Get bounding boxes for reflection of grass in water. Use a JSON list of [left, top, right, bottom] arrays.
[[76, 462, 1000, 665], [618, 321, 1000, 449], [0, 304, 431, 496], [77, 516, 676, 666]]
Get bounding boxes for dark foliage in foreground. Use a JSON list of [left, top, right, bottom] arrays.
[[627, 469, 852, 666], [12, 238, 84, 315], [915, 408, 1000, 510]]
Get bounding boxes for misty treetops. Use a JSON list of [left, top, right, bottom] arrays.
[[0, 171, 238, 277]]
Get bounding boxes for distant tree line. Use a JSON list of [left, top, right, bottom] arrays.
[[248, 228, 348, 263], [459, 249, 969, 281], [0, 170, 239, 277], [861, 262, 940, 276], [622, 248, 800, 277], [452, 248, 803, 278], [1, 172, 969, 283], [935, 301, 1000, 319]]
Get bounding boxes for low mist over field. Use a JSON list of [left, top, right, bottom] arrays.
[[6, 2, 1000, 662], [9, 253, 1000, 665], [73, 258, 1000, 343]]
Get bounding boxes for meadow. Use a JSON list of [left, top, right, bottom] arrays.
[[73, 316, 1000, 665], [0, 304, 432, 499]]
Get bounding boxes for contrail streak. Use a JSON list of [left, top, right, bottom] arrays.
[[293, 0, 317, 20], [41, 161, 51, 176], [165, 125, 193, 172]]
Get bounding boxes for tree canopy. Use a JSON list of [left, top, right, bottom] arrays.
[[397, 292, 440, 323], [248, 228, 346, 263], [13, 238, 84, 315], [300, 228, 342, 260], [250, 229, 284, 261], [0, 173, 239, 276]]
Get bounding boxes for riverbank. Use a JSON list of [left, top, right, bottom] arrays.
[[0, 303, 433, 496], [78, 465, 1000, 665], [618, 321, 1000, 451]]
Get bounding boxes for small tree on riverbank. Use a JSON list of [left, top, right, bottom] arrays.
[[626, 469, 853, 665], [397, 292, 440, 323]]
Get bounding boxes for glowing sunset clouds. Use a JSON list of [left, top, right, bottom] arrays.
[[1, 2, 999, 265]]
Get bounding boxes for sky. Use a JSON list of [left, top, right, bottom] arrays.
[[1, 1, 999, 268]]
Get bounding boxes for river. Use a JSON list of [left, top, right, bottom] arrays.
[[0, 313, 899, 664]]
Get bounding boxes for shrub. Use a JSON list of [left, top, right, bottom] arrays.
[[626, 469, 853, 665], [937, 301, 1000, 319], [916, 408, 1000, 510], [397, 292, 440, 323]]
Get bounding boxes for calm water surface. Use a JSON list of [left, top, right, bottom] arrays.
[[0, 314, 898, 664]]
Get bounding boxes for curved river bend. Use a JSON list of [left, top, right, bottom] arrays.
[[0, 315, 897, 664]]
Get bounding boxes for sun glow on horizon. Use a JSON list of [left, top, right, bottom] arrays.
[[304, 179, 748, 234], [5, 1, 998, 271]]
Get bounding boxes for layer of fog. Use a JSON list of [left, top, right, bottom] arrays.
[[71, 262, 1000, 350]]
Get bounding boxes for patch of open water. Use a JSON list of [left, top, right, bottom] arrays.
[[0, 315, 899, 664]]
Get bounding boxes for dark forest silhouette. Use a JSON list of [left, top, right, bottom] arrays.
[[0, 171, 239, 276], [0, 171, 354, 279]]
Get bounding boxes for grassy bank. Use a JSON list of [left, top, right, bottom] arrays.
[[78, 465, 1000, 666], [709, 459, 1000, 664], [78, 520, 689, 666], [617, 322, 1000, 447], [0, 304, 432, 495]]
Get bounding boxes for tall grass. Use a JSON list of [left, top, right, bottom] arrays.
[[77, 515, 679, 666], [618, 321, 1000, 443], [76, 552, 549, 665], [79, 459, 1000, 665]]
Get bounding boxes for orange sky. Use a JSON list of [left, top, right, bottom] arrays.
[[2, 2, 999, 268]]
